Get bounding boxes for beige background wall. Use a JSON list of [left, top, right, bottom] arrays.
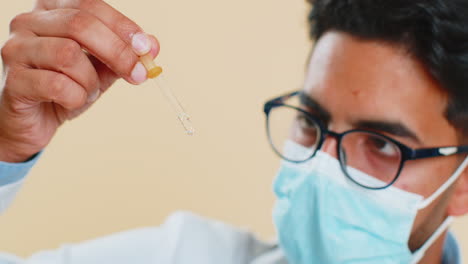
[[0, 0, 467, 260]]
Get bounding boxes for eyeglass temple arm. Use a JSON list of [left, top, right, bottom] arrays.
[[271, 91, 300, 103], [408, 146, 468, 160], [264, 91, 301, 113]]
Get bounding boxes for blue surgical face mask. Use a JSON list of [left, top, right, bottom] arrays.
[[273, 140, 468, 264]]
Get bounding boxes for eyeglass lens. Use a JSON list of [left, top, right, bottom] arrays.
[[267, 105, 402, 188]]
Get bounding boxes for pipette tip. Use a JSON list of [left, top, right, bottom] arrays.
[[178, 112, 195, 136]]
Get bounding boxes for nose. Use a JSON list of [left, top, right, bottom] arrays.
[[320, 134, 339, 159]]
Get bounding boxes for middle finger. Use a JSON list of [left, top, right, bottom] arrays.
[[20, 9, 147, 84], [13, 36, 100, 98], [37, 0, 160, 56]]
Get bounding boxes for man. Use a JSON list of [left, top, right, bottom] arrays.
[[0, 0, 467, 263]]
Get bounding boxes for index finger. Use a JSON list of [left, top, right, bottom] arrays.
[[37, 0, 160, 55]]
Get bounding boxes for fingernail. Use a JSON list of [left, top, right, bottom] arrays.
[[132, 33, 151, 55], [87, 89, 100, 103], [131, 62, 147, 84]]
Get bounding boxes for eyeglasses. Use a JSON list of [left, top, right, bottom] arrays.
[[264, 91, 468, 189]]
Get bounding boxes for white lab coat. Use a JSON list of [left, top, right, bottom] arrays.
[[0, 155, 287, 264]]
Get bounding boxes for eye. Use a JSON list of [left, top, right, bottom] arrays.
[[366, 136, 398, 157], [292, 112, 320, 147], [296, 113, 316, 129]]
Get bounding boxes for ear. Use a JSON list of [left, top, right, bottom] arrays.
[[447, 166, 468, 216]]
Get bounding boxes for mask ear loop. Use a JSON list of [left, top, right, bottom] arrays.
[[410, 216, 454, 264], [411, 155, 468, 263], [418, 155, 468, 209]]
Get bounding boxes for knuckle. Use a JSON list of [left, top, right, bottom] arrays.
[[115, 18, 140, 40], [48, 74, 68, 99], [75, 0, 96, 9], [48, 74, 86, 109], [66, 10, 94, 37], [0, 40, 15, 62], [113, 39, 137, 75], [54, 39, 82, 68], [1, 37, 23, 63], [9, 12, 30, 31]]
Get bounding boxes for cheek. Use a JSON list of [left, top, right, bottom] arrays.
[[394, 156, 460, 197]]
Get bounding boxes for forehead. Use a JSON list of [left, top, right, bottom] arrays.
[[304, 31, 457, 147]]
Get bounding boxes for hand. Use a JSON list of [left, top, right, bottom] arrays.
[[0, 0, 159, 162]]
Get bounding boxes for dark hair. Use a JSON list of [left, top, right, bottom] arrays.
[[307, 0, 468, 138]]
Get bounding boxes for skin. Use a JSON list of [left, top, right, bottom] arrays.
[[1, 1, 468, 263], [0, 0, 160, 163], [305, 31, 468, 264]]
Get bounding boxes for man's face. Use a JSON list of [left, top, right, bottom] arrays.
[[303, 31, 462, 249]]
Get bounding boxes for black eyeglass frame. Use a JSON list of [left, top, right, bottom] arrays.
[[264, 91, 468, 190]]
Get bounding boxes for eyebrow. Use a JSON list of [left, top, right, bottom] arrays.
[[354, 120, 422, 144], [298, 92, 422, 144], [299, 92, 331, 124]]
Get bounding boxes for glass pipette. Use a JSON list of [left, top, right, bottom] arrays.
[[139, 53, 195, 135]]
